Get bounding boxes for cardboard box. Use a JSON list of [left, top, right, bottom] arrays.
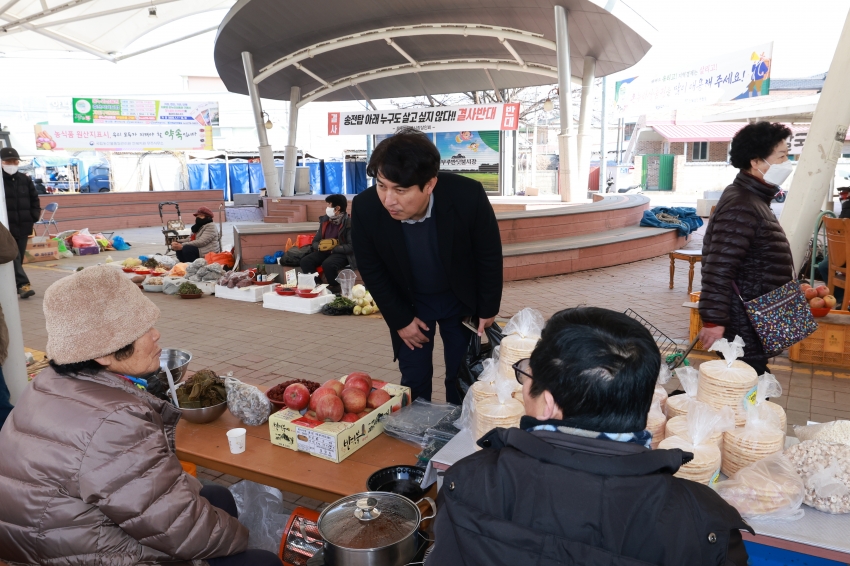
[[269, 376, 411, 463], [73, 246, 100, 256], [24, 237, 60, 263]]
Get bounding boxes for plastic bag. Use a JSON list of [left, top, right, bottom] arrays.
[[151, 254, 177, 268], [163, 277, 187, 295], [298, 272, 318, 290], [225, 376, 272, 426], [229, 480, 290, 553], [794, 420, 850, 446], [708, 335, 746, 367], [658, 363, 672, 385], [786, 439, 850, 514], [206, 251, 235, 268], [71, 228, 97, 248], [716, 453, 805, 521], [502, 308, 545, 339], [646, 399, 667, 449], [747, 373, 783, 408], [455, 325, 503, 400], [336, 269, 356, 298], [808, 460, 850, 499], [687, 401, 734, 446], [383, 398, 458, 446], [668, 366, 699, 417]]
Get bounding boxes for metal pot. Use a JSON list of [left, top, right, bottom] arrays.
[[317, 491, 436, 566]]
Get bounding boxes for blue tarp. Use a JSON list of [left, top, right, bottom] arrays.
[[345, 160, 368, 194], [640, 206, 703, 236], [322, 160, 344, 194], [229, 162, 251, 195], [304, 159, 323, 194], [187, 163, 210, 191], [248, 162, 265, 193], [208, 162, 228, 195]]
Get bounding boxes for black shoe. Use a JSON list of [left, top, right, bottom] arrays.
[[18, 284, 35, 299]]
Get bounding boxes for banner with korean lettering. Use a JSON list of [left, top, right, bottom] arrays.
[[614, 43, 773, 117], [53, 98, 219, 126], [34, 124, 214, 151], [328, 103, 520, 135]]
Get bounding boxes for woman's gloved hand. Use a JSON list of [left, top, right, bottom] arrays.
[[318, 239, 339, 252]]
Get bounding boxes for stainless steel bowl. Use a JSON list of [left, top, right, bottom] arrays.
[[178, 400, 227, 424], [157, 348, 192, 384]]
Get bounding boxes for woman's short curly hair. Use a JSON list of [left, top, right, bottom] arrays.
[[729, 121, 792, 170]]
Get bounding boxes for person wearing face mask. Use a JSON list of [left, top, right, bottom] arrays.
[[170, 206, 220, 263], [698, 122, 794, 375], [299, 194, 356, 293], [2, 147, 41, 299]]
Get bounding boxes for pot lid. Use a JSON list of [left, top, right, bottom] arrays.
[[318, 491, 420, 550]]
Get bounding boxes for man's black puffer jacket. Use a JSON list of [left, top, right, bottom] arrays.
[[699, 171, 793, 364]]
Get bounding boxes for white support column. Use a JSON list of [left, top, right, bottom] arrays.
[[283, 86, 301, 197], [0, 182, 27, 405], [555, 5, 579, 202], [577, 56, 596, 194], [242, 51, 280, 197], [780, 7, 850, 270], [599, 76, 608, 192]]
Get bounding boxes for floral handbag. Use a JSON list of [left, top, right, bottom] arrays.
[[732, 279, 818, 357]]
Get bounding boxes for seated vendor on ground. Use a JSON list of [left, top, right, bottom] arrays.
[[0, 266, 282, 566], [171, 206, 221, 263], [300, 194, 357, 293], [426, 306, 752, 566]]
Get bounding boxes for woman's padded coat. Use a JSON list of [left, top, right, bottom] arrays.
[[183, 222, 221, 256], [3, 170, 40, 239], [699, 171, 793, 363], [0, 367, 248, 565]]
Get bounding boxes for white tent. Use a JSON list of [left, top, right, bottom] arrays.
[[0, 0, 233, 61]]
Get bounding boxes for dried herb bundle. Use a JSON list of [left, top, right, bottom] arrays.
[[177, 369, 226, 408]]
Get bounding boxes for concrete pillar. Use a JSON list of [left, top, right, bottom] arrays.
[[599, 77, 608, 192], [780, 7, 850, 270], [241, 51, 280, 197], [282, 86, 301, 197], [555, 5, 580, 202], [0, 187, 27, 405], [578, 56, 596, 193]]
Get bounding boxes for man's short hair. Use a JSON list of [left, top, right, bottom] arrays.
[[528, 307, 660, 433], [366, 128, 440, 190], [325, 194, 347, 212]]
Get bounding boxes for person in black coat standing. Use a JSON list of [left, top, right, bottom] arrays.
[[698, 122, 794, 374], [352, 131, 503, 404], [426, 307, 751, 566], [2, 147, 40, 299]]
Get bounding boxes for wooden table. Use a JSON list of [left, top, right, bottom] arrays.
[[669, 249, 702, 294], [176, 410, 423, 503]]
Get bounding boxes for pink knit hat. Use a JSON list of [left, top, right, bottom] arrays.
[[44, 266, 161, 365]]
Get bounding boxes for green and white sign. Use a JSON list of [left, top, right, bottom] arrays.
[[71, 98, 219, 126]]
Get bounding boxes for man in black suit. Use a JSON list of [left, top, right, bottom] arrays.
[[352, 131, 503, 404]]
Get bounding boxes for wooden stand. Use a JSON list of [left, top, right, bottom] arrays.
[[669, 249, 702, 294]]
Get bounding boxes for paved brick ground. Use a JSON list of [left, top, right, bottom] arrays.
[[13, 222, 850, 509]]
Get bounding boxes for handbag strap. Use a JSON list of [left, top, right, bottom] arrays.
[[730, 280, 745, 304]]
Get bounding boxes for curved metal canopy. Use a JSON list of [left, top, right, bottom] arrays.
[[214, 0, 653, 103]]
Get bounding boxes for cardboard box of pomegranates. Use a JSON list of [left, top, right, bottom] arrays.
[[268, 373, 411, 463]]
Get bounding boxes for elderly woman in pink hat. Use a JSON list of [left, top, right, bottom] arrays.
[[0, 266, 282, 566], [170, 206, 220, 263]]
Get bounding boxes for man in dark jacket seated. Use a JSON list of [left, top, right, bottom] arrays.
[[427, 307, 752, 566]]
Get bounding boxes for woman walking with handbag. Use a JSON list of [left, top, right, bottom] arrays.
[[699, 121, 797, 375]]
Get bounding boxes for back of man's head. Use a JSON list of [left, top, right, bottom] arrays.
[[529, 307, 660, 433]]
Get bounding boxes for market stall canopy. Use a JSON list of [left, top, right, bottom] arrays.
[[0, 0, 234, 61], [213, 0, 654, 105]]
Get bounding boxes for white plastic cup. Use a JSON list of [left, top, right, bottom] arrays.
[[226, 428, 247, 454]]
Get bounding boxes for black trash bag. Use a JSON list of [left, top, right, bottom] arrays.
[[454, 322, 503, 401], [321, 303, 354, 316], [282, 244, 312, 266]]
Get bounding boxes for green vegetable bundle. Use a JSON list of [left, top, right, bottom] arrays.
[[176, 369, 226, 408], [178, 282, 202, 295]]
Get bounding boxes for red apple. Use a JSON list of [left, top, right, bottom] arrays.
[[340, 387, 367, 414], [824, 295, 838, 309], [810, 297, 826, 309], [805, 288, 819, 300], [367, 389, 392, 409], [304, 410, 318, 421], [309, 387, 339, 412], [346, 372, 373, 393], [322, 379, 344, 396], [341, 413, 359, 423], [817, 286, 830, 298], [315, 395, 344, 422], [283, 383, 311, 411], [357, 411, 370, 418], [800, 283, 812, 291]]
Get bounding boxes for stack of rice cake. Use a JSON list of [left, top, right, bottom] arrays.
[[665, 415, 724, 450], [721, 427, 785, 476], [474, 397, 524, 441], [658, 435, 721, 485], [696, 360, 758, 427], [646, 409, 667, 449], [666, 394, 692, 419], [498, 335, 538, 380]]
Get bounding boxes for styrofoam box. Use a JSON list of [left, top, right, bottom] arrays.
[[215, 284, 274, 302], [263, 291, 333, 314]]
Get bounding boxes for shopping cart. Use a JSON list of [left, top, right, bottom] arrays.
[[159, 202, 191, 255], [624, 308, 698, 370]]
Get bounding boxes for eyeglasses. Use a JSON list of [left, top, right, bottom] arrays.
[[512, 358, 532, 385]]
